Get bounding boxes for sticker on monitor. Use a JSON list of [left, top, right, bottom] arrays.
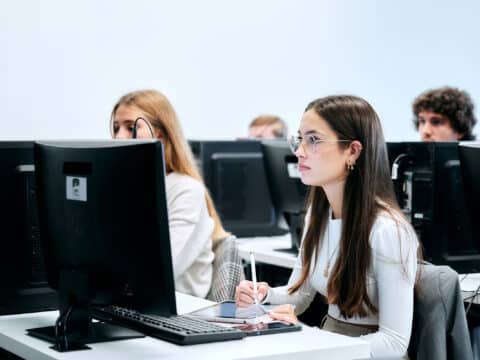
[[66, 176, 87, 202]]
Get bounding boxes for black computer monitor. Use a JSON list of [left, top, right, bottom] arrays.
[[189, 140, 287, 237], [459, 144, 480, 254], [261, 140, 308, 253], [387, 141, 480, 273], [27, 140, 176, 351], [0, 141, 57, 315]]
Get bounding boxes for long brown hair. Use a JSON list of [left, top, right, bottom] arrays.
[[111, 89, 229, 242], [288, 95, 408, 318]]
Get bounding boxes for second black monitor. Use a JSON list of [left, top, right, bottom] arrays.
[[261, 140, 308, 253], [387, 141, 480, 273], [189, 140, 287, 238], [0, 141, 57, 315]]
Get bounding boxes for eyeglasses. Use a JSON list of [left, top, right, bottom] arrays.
[[288, 134, 352, 154]]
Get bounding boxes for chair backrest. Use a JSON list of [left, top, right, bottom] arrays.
[[408, 263, 473, 360], [206, 236, 245, 302]]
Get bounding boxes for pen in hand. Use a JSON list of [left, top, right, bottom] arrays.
[[250, 251, 259, 305]]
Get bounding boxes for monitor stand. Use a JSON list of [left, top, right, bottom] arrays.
[[27, 305, 144, 352], [27, 270, 144, 352]]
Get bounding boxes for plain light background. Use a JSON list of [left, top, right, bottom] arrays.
[[1, 0, 479, 141]]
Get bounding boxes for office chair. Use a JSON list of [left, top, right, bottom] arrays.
[[408, 262, 473, 360], [207, 235, 245, 302]]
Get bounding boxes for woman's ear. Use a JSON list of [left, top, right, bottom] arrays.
[[349, 140, 363, 162]]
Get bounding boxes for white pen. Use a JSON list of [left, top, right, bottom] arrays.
[[250, 251, 259, 305]]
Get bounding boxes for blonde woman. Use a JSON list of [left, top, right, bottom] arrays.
[[111, 89, 229, 298]]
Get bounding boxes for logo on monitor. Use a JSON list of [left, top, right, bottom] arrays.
[[66, 176, 87, 202]]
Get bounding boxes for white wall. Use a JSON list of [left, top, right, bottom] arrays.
[[1, 0, 479, 141]]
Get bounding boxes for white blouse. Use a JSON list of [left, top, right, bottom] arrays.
[[165, 172, 214, 298], [265, 210, 418, 358]]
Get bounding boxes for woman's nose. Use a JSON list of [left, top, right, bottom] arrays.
[[295, 142, 306, 158]]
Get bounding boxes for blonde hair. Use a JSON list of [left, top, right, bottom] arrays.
[[249, 115, 287, 138], [111, 89, 229, 242]]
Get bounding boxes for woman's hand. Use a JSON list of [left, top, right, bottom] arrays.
[[268, 304, 298, 324], [235, 280, 269, 307]]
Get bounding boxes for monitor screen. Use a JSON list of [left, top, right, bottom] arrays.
[[0, 141, 57, 315], [261, 140, 308, 253], [28, 140, 176, 349], [189, 140, 287, 237], [387, 141, 480, 273]]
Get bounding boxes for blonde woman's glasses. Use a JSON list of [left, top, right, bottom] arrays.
[[288, 135, 351, 154]]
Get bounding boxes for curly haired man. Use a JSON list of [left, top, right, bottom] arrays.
[[412, 86, 477, 141]]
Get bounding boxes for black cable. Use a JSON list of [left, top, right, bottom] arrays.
[[391, 153, 410, 180], [465, 282, 480, 316], [132, 117, 155, 139]]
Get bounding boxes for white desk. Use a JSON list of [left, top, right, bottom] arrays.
[[237, 234, 296, 269], [0, 292, 370, 360], [460, 274, 480, 305]]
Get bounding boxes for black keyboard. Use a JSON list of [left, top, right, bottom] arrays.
[[93, 305, 246, 345]]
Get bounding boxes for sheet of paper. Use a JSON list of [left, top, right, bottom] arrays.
[[237, 304, 293, 325], [235, 304, 267, 318]]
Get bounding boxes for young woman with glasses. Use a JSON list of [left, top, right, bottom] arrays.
[[235, 95, 419, 359]]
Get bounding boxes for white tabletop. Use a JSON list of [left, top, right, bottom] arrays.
[[237, 234, 296, 269], [460, 273, 480, 304], [0, 292, 370, 360]]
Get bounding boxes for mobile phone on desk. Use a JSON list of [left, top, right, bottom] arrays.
[[236, 322, 302, 336]]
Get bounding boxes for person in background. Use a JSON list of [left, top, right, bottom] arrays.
[[110, 89, 229, 298], [414, 88, 479, 358], [412, 86, 477, 141], [236, 95, 419, 358], [248, 114, 288, 139]]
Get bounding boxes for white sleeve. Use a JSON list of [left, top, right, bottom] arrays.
[[168, 181, 211, 277], [264, 209, 316, 314], [361, 218, 418, 358], [265, 250, 316, 314]]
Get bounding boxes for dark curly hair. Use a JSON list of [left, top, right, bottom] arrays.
[[412, 86, 477, 140]]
